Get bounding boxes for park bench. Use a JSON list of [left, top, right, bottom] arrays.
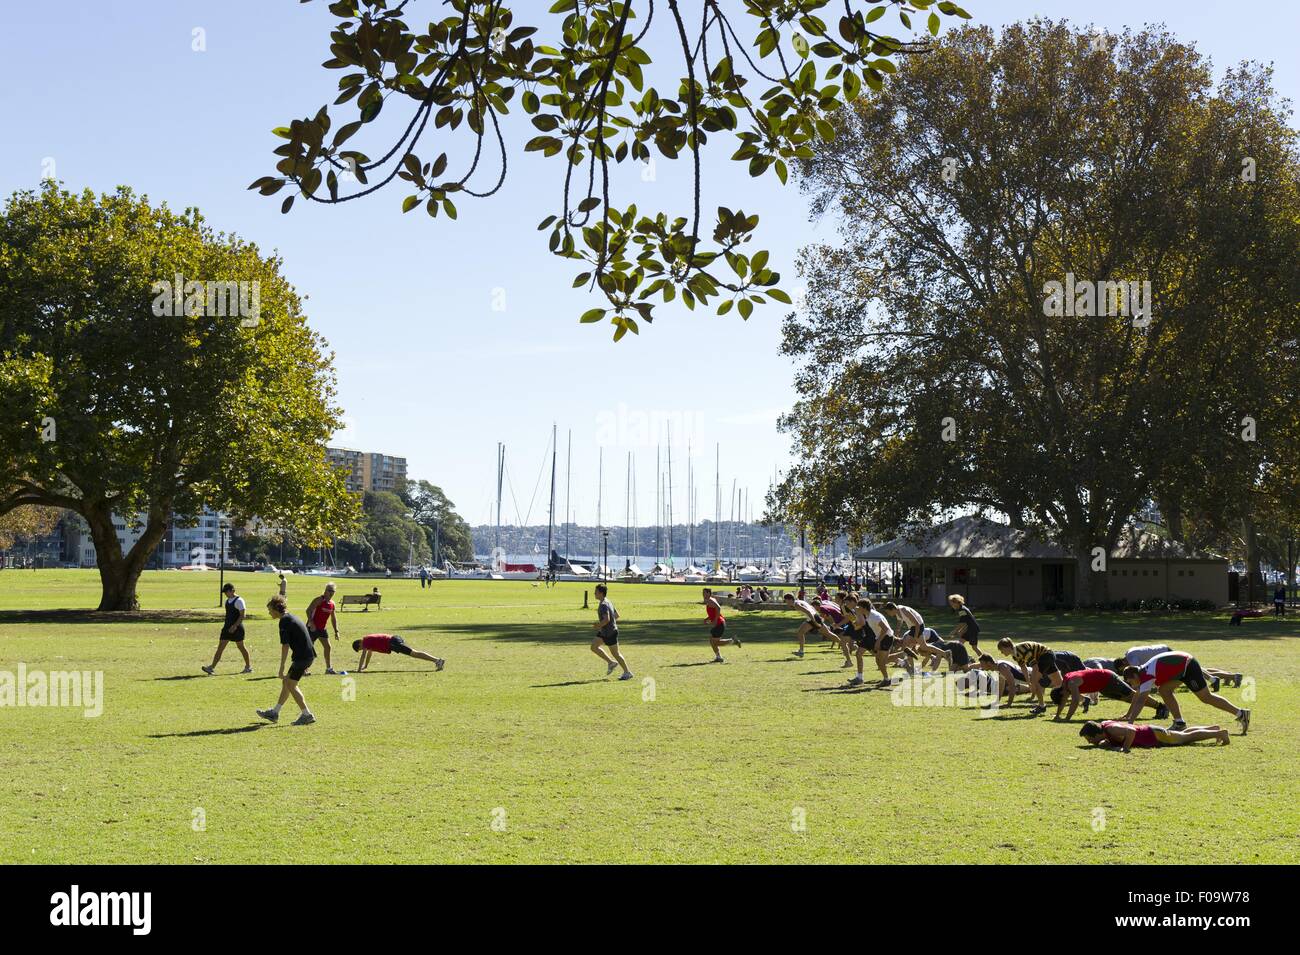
[[340, 593, 382, 611]]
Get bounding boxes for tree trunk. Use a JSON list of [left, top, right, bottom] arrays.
[[1162, 499, 1183, 542], [1073, 535, 1110, 607], [85, 503, 166, 611], [1242, 515, 1262, 604]]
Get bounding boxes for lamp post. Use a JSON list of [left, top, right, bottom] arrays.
[[602, 528, 610, 582], [218, 516, 229, 607]]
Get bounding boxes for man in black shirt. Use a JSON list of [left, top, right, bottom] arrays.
[[946, 594, 981, 654], [257, 595, 317, 725], [202, 582, 252, 675]]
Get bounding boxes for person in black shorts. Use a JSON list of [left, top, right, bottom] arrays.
[[590, 584, 633, 680], [202, 582, 252, 675], [257, 595, 316, 725], [351, 633, 445, 671], [924, 629, 975, 672], [946, 594, 981, 654], [702, 588, 740, 663], [1039, 650, 1085, 687]]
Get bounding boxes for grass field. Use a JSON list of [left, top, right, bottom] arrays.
[[1, 570, 1297, 864]]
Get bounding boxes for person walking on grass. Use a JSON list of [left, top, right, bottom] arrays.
[[591, 583, 634, 680], [1121, 651, 1250, 735], [278, 573, 287, 598], [257, 595, 316, 725], [703, 588, 740, 663], [305, 581, 342, 675], [352, 634, 444, 672], [202, 583, 252, 675]]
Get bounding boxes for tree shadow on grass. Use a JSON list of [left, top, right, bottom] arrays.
[[979, 612, 1298, 644], [530, 678, 612, 688], [400, 616, 801, 648], [147, 723, 267, 738], [0, 608, 217, 626]]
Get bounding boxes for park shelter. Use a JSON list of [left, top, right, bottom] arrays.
[[854, 515, 1228, 609]]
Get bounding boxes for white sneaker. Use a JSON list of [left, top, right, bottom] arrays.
[[256, 708, 279, 723], [292, 712, 316, 726]]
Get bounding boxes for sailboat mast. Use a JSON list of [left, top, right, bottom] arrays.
[[655, 444, 661, 563], [495, 442, 504, 554], [714, 444, 720, 567], [546, 424, 557, 569], [597, 447, 603, 568], [564, 430, 571, 559], [666, 425, 673, 566]]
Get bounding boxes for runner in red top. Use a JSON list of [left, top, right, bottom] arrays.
[[305, 582, 342, 674], [702, 588, 741, 663], [1122, 651, 1251, 734], [351, 633, 446, 672]]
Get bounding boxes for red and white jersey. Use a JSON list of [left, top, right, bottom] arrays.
[[1138, 651, 1192, 693]]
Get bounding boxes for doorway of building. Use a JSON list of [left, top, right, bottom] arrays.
[[1042, 563, 1066, 604]]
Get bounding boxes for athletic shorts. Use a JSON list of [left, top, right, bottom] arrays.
[[1151, 727, 1179, 746], [709, 622, 726, 640], [310, 627, 330, 642], [1100, 672, 1133, 700], [1035, 651, 1058, 675], [389, 635, 412, 656], [287, 653, 315, 681], [811, 615, 824, 628], [1179, 656, 1208, 692], [945, 642, 971, 667], [876, 634, 895, 652], [598, 630, 619, 645], [222, 625, 246, 643], [857, 632, 877, 652]]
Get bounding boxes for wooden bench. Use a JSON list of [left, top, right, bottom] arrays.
[[341, 593, 382, 611]]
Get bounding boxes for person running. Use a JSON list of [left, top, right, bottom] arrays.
[[1111, 645, 1242, 692], [1121, 651, 1250, 734], [1052, 668, 1167, 721], [817, 596, 854, 666], [783, 592, 838, 658], [257, 595, 317, 725], [884, 602, 925, 653], [847, 598, 916, 686], [702, 588, 740, 663], [352, 634, 445, 671], [996, 638, 1060, 714], [202, 582, 252, 675], [946, 594, 981, 654], [305, 582, 342, 675], [590, 583, 633, 680], [1079, 720, 1230, 752]]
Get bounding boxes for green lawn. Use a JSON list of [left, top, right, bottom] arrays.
[[1, 570, 1297, 864]]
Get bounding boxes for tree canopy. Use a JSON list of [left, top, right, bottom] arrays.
[[0, 184, 358, 609], [252, 0, 970, 339], [775, 20, 1300, 603]]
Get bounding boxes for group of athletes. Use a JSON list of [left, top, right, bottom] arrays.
[[196, 577, 1253, 747], [200, 580, 445, 725], [697, 586, 1253, 752]]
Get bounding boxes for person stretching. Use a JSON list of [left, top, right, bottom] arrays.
[[352, 634, 444, 671]]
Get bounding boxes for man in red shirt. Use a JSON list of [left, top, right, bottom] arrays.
[[351, 634, 446, 672], [702, 588, 741, 663], [305, 582, 341, 675], [1052, 667, 1166, 721]]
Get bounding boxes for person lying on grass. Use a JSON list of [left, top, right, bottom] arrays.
[[352, 634, 445, 672], [1079, 720, 1230, 752], [1050, 668, 1168, 721]]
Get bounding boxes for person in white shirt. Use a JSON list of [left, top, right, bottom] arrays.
[[202, 582, 252, 674], [782, 593, 838, 659], [884, 602, 925, 652], [846, 597, 916, 686]]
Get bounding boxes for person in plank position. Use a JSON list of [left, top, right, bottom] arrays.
[[352, 634, 445, 672], [1051, 668, 1167, 721], [1079, 720, 1230, 751]]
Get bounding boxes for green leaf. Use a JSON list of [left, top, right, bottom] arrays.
[[579, 308, 606, 324]]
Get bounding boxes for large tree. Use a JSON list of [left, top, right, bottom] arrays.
[[775, 21, 1300, 604], [0, 185, 359, 610], [250, 0, 971, 339], [404, 479, 474, 563]]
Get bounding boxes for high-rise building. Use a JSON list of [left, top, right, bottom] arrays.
[[326, 447, 407, 495]]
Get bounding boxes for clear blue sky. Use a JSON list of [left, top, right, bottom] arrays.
[[3, 1, 1296, 528]]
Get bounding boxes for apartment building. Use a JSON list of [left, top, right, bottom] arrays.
[[326, 447, 408, 495]]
